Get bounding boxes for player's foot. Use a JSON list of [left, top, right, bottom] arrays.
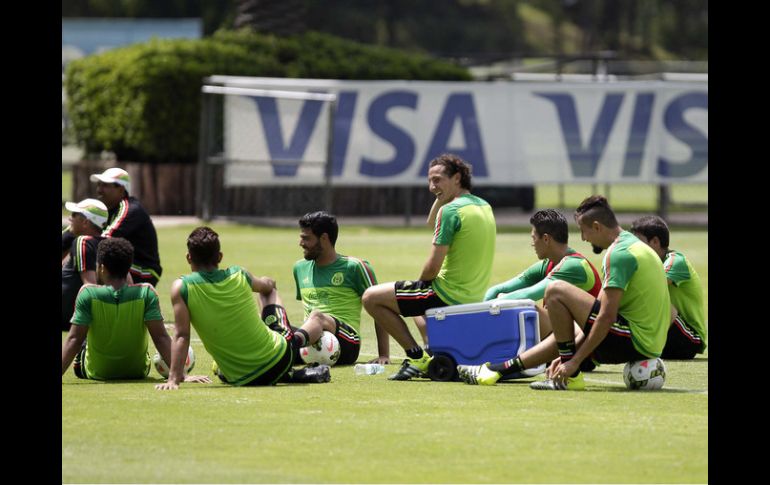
[[291, 363, 331, 383], [529, 372, 585, 391], [457, 363, 501, 385], [389, 353, 432, 381]]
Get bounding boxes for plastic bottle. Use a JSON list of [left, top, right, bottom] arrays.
[[354, 363, 385, 375]]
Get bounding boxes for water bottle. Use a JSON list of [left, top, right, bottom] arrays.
[[354, 363, 385, 375]]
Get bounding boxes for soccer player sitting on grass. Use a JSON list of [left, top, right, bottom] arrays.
[[363, 153, 497, 380], [630, 215, 707, 359], [458, 195, 671, 390], [61, 237, 210, 384], [293, 211, 379, 366], [156, 227, 332, 390], [61, 198, 108, 332], [485, 209, 601, 335]]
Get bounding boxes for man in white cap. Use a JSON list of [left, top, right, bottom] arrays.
[[62, 199, 108, 331], [62, 167, 162, 287]]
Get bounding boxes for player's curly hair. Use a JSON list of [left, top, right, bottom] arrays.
[[187, 226, 221, 266], [299, 211, 338, 246], [429, 153, 472, 190], [97, 237, 134, 277], [630, 215, 670, 249], [530, 209, 569, 244], [574, 195, 618, 229]]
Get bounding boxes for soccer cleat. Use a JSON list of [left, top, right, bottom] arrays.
[[291, 363, 331, 383], [388, 353, 432, 381], [457, 363, 501, 385], [529, 372, 585, 391]]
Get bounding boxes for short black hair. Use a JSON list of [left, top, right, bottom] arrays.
[[97, 237, 134, 277], [574, 195, 618, 229], [298, 211, 339, 246], [630, 215, 670, 249], [530, 209, 569, 244], [187, 226, 221, 266], [429, 153, 472, 190]]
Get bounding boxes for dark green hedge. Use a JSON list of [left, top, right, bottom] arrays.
[[65, 30, 471, 164]]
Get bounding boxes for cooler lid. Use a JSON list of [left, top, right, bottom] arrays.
[[425, 299, 536, 318]]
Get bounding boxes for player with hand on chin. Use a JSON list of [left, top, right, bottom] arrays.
[[363, 153, 497, 380]]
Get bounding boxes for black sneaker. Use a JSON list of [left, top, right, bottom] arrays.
[[291, 364, 331, 383]]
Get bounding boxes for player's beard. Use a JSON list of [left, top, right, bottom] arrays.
[[591, 244, 603, 254], [303, 241, 323, 261]]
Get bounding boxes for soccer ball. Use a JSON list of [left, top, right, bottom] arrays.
[[623, 358, 666, 390], [153, 346, 196, 378], [299, 331, 341, 366]]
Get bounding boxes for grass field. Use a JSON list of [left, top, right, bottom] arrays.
[[61, 168, 707, 215], [61, 224, 708, 484]]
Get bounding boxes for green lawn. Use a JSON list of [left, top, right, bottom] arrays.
[[536, 183, 707, 212], [62, 224, 708, 484], [62, 168, 707, 215]]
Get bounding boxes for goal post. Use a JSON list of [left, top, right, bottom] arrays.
[[197, 84, 338, 221]]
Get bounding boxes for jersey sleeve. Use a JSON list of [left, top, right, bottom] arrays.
[[484, 261, 546, 300], [498, 277, 550, 302], [548, 257, 589, 287], [350, 258, 378, 296], [71, 236, 98, 273], [602, 248, 637, 291], [663, 252, 691, 287], [143, 285, 163, 321], [432, 203, 461, 246], [71, 287, 94, 326]]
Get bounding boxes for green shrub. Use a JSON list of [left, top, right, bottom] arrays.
[[65, 30, 470, 164]]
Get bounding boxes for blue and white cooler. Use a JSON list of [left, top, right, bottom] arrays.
[[425, 299, 546, 381]]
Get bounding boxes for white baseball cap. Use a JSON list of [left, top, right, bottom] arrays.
[[90, 167, 131, 194], [65, 198, 109, 228]]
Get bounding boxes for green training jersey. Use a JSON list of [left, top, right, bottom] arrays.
[[432, 193, 496, 305], [494, 248, 601, 302], [71, 283, 163, 380], [293, 255, 377, 334], [664, 250, 707, 352], [602, 231, 671, 358], [180, 266, 287, 386]]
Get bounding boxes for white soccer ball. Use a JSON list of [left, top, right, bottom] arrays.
[[154, 346, 196, 378], [299, 331, 341, 366], [623, 358, 666, 390]]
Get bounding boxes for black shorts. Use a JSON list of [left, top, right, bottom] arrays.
[[330, 317, 361, 366], [261, 304, 295, 342], [661, 315, 704, 360], [73, 340, 88, 379], [583, 300, 648, 364], [243, 341, 295, 386], [394, 280, 449, 317], [292, 317, 361, 366]]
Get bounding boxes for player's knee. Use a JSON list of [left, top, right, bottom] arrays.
[[307, 310, 334, 332], [544, 279, 569, 305], [362, 286, 377, 310]]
